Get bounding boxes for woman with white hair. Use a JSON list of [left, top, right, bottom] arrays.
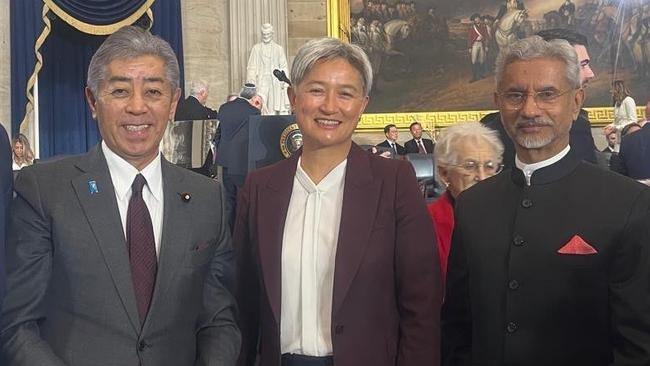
[[428, 122, 504, 283]]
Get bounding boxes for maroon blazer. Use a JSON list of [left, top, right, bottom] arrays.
[[234, 143, 441, 366]]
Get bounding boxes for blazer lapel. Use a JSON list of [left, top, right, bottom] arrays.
[[142, 159, 191, 331], [258, 153, 298, 323], [71, 146, 140, 334], [333, 144, 382, 315]]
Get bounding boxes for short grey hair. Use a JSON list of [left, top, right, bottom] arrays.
[[290, 37, 373, 96], [494, 35, 581, 90], [189, 80, 208, 97], [434, 122, 504, 187], [87, 25, 180, 96]]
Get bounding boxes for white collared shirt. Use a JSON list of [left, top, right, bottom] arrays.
[[280, 157, 347, 356], [102, 141, 164, 257], [515, 145, 571, 186]]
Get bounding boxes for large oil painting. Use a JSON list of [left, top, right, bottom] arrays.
[[331, 0, 650, 126]]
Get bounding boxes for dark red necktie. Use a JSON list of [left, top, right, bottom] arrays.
[[127, 174, 157, 323], [417, 140, 426, 154]]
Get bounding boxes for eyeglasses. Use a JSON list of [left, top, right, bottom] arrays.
[[498, 88, 577, 110], [449, 160, 504, 176]]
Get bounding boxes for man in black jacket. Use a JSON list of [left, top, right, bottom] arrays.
[[174, 80, 218, 121], [443, 36, 650, 366], [215, 84, 262, 227], [404, 122, 434, 154]]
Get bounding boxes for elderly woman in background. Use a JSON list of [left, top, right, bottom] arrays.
[[11, 134, 34, 170], [428, 122, 504, 282]]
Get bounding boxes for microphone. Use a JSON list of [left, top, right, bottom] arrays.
[[273, 69, 291, 86]]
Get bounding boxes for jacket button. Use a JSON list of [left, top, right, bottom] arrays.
[[138, 340, 149, 352], [506, 322, 518, 333], [334, 325, 344, 335], [513, 235, 525, 246], [521, 198, 533, 208], [508, 280, 519, 290]]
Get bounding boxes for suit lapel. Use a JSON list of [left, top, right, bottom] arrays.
[[333, 144, 382, 315], [258, 154, 298, 323], [142, 159, 191, 331], [71, 146, 140, 334]]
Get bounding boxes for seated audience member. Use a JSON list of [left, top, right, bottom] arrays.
[[405, 122, 435, 154], [602, 129, 618, 153], [235, 37, 440, 366], [174, 79, 218, 121], [428, 122, 503, 283], [377, 124, 406, 156], [11, 134, 34, 170], [615, 101, 650, 184]]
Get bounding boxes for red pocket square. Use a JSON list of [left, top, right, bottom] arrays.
[[557, 235, 598, 255]]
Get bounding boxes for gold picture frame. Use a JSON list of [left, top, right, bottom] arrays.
[[327, 0, 627, 131]]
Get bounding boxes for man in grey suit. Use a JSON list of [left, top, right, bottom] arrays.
[[0, 26, 240, 366]]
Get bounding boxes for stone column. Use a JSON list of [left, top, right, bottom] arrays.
[[229, 0, 289, 93], [0, 0, 11, 135]]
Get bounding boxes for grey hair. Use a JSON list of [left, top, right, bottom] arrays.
[[87, 25, 180, 96], [189, 80, 208, 97], [239, 83, 258, 100], [290, 37, 373, 96], [434, 122, 504, 187], [494, 35, 581, 90]]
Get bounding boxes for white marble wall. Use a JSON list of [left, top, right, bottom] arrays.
[[181, 0, 231, 109], [0, 0, 10, 136]]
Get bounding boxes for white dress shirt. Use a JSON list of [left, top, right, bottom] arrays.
[[102, 141, 164, 257], [515, 145, 570, 186], [280, 157, 347, 356]]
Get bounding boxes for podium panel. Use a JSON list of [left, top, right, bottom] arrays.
[[161, 119, 218, 168], [248, 115, 297, 171]]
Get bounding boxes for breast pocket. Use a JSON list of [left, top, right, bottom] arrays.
[[186, 238, 217, 267]]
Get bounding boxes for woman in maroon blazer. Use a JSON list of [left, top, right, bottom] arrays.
[[234, 38, 441, 366], [428, 122, 504, 285]]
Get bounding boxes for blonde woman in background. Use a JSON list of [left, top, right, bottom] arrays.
[[11, 134, 34, 170], [610, 80, 637, 132]]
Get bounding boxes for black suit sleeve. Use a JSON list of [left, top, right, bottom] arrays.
[[609, 189, 650, 364], [405, 140, 418, 154], [0, 125, 11, 302], [441, 202, 472, 366], [0, 168, 67, 366], [233, 175, 260, 366]]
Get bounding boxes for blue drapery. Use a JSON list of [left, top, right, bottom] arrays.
[[48, 0, 148, 25], [10, 0, 184, 157]]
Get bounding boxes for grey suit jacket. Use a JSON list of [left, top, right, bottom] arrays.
[[0, 146, 240, 366]]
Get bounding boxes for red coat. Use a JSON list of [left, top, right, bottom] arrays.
[[427, 191, 454, 285], [234, 143, 441, 366], [467, 23, 489, 48]]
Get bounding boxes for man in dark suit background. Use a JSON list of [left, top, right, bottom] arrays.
[[174, 79, 218, 121], [443, 36, 650, 366], [481, 28, 597, 168], [616, 101, 650, 183], [0, 26, 240, 366], [404, 121, 434, 154], [0, 124, 11, 303], [377, 124, 406, 156], [215, 84, 262, 227]]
